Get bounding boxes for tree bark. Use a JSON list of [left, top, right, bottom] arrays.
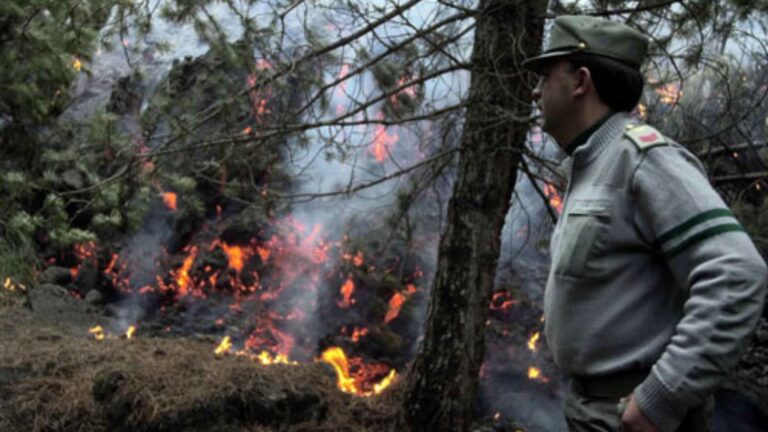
[[403, 1, 547, 431]]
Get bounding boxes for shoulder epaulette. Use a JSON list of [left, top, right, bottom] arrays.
[[624, 124, 667, 151]]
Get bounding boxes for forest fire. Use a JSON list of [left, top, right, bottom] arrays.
[[64, 194, 552, 407]]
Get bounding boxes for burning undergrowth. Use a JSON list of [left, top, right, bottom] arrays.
[[0, 306, 405, 432]]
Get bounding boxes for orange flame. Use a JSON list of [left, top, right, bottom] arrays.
[[372, 123, 398, 162], [74, 241, 97, 261], [384, 292, 406, 323], [337, 277, 356, 308], [175, 246, 198, 296], [351, 327, 369, 343], [163, 192, 178, 212], [126, 325, 136, 339], [319, 347, 397, 396], [219, 242, 250, 273]]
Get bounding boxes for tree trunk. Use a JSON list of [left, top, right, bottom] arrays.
[[403, 1, 546, 431]]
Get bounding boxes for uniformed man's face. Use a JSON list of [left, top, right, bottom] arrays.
[[531, 59, 579, 144]]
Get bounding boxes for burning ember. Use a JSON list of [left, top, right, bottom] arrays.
[[162, 192, 178, 212], [342, 326, 369, 343], [254, 351, 295, 365], [89, 326, 106, 341], [490, 290, 517, 311], [527, 366, 549, 383], [214, 336, 233, 355], [527, 332, 540, 352], [337, 277, 356, 308], [636, 102, 647, 119], [655, 83, 683, 106], [214, 335, 297, 365], [384, 284, 418, 323], [543, 183, 564, 214], [3, 277, 26, 292], [319, 347, 397, 396]]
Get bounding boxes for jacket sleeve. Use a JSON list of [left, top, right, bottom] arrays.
[[629, 144, 767, 432]]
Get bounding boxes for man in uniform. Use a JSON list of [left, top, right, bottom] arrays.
[[522, 15, 768, 432]]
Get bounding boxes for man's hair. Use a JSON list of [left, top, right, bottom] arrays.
[[567, 54, 644, 112]]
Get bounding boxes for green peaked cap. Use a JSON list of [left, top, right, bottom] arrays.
[[523, 15, 649, 72]]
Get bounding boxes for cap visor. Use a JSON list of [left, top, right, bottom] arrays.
[[522, 50, 575, 72]]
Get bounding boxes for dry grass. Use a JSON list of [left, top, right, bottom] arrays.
[[0, 304, 405, 432]]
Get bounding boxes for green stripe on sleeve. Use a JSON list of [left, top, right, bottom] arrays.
[[665, 224, 745, 259], [657, 208, 734, 245]]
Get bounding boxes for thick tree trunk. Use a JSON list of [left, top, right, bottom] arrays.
[[403, 1, 546, 430]]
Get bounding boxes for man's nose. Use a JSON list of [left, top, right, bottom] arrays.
[[531, 81, 541, 101]]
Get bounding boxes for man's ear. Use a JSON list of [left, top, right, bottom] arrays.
[[572, 66, 592, 97]]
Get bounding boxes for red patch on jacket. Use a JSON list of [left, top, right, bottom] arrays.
[[639, 133, 659, 143]]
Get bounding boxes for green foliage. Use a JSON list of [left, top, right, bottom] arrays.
[[0, 0, 110, 138]]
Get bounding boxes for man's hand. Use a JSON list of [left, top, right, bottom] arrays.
[[620, 394, 661, 432]]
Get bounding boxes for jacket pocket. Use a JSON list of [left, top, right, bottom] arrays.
[[553, 200, 612, 278]]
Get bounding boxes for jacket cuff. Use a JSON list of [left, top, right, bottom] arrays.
[[633, 371, 688, 432]]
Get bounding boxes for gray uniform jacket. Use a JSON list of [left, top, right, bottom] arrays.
[[544, 112, 768, 431]]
